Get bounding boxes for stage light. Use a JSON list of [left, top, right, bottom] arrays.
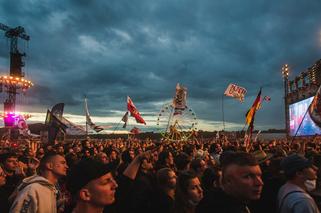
[[4, 112, 16, 127], [282, 64, 289, 78]]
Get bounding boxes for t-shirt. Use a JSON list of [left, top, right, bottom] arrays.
[[196, 188, 251, 213], [278, 182, 320, 213]]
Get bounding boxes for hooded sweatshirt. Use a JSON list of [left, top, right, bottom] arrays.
[[9, 175, 58, 213]]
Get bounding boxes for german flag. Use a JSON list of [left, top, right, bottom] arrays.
[[245, 89, 262, 125]]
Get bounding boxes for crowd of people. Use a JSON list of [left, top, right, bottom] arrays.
[[0, 134, 321, 213]]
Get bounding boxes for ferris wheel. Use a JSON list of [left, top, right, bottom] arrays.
[[156, 102, 198, 141]]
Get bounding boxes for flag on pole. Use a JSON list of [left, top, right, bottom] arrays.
[[245, 88, 262, 144], [127, 96, 146, 125], [51, 103, 64, 119], [224, 83, 247, 102], [49, 113, 68, 133], [46, 109, 68, 144], [173, 83, 188, 115], [245, 89, 262, 125], [173, 83, 187, 110], [254, 130, 262, 142], [309, 85, 321, 128], [263, 96, 271, 102], [121, 111, 129, 128], [84, 98, 104, 133]]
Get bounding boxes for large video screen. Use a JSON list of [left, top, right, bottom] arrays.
[[289, 97, 321, 136]]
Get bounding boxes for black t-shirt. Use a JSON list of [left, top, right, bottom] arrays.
[[152, 188, 174, 213], [0, 174, 24, 213], [130, 171, 156, 213], [196, 188, 250, 213]]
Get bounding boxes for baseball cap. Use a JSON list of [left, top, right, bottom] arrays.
[[280, 154, 313, 176], [67, 158, 116, 195]]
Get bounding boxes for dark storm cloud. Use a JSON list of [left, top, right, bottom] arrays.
[[0, 0, 321, 129]]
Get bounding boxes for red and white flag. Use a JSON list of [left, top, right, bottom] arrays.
[[127, 96, 146, 125]]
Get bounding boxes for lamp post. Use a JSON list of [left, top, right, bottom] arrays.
[[282, 64, 289, 136]]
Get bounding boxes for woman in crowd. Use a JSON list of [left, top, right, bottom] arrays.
[[172, 171, 203, 213], [201, 167, 221, 196]]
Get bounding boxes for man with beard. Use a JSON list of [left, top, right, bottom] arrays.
[[196, 152, 263, 213]]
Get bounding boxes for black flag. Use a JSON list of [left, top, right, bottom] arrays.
[[46, 103, 67, 144], [121, 111, 129, 128], [51, 103, 64, 119]]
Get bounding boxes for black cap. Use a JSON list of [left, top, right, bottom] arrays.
[[67, 158, 116, 195], [281, 154, 312, 176]]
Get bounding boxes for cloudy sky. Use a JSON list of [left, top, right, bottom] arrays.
[[0, 0, 321, 132]]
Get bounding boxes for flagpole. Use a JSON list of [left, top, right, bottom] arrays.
[[112, 119, 122, 134], [165, 106, 174, 133], [241, 122, 247, 132], [86, 121, 88, 136], [222, 94, 225, 130], [84, 97, 88, 137]]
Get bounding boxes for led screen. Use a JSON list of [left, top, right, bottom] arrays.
[[289, 97, 321, 136]]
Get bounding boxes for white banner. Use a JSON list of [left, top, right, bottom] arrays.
[[173, 83, 187, 109], [224, 83, 247, 102]]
